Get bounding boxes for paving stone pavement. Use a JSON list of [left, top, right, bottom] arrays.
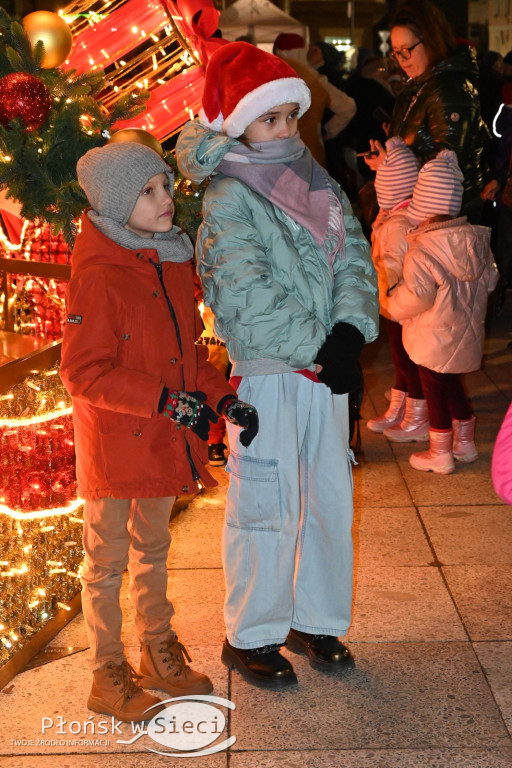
[[1, 305, 511, 767]]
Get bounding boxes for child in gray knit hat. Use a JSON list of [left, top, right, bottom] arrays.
[[60, 141, 258, 723]]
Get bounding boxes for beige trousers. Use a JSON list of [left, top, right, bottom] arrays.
[[81, 496, 176, 670]]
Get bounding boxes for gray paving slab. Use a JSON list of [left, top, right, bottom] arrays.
[[228, 748, 512, 768], [352, 461, 412, 508], [119, 568, 226, 648], [0, 753, 227, 766], [347, 566, 466, 641], [0, 642, 229, 757], [474, 641, 512, 735], [228, 643, 509, 751], [167, 470, 227, 571], [443, 565, 512, 640], [397, 457, 500, 507], [353, 505, 433, 567], [419, 505, 512, 565]]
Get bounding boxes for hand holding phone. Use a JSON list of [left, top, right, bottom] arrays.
[[372, 106, 392, 124]]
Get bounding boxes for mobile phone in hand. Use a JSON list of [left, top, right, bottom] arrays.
[[372, 106, 392, 124]]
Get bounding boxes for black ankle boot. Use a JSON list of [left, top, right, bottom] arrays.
[[221, 638, 298, 689], [286, 628, 354, 672]]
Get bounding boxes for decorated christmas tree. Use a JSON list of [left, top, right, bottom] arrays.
[[0, 7, 148, 244]]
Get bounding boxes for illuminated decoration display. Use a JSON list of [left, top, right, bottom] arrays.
[[0, 0, 220, 673], [0, 367, 84, 667], [61, 0, 225, 142], [0, 223, 72, 340]]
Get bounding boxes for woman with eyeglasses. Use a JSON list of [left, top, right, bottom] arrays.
[[365, 0, 490, 223]]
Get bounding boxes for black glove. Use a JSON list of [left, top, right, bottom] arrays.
[[159, 388, 218, 441], [315, 321, 365, 395], [218, 395, 259, 447]]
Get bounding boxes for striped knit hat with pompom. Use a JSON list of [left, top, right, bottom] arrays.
[[374, 136, 419, 210], [407, 149, 464, 224]]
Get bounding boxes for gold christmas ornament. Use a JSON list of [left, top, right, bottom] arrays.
[[22, 11, 73, 69], [108, 128, 163, 156]]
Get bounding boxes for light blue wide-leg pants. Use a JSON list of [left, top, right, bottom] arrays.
[[223, 373, 354, 649]]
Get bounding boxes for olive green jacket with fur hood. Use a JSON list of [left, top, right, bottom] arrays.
[[176, 120, 379, 374]]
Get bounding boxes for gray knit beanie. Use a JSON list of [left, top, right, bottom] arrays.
[[76, 142, 174, 225]]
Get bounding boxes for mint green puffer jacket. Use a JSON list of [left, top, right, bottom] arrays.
[[176, 121, 379, 371]]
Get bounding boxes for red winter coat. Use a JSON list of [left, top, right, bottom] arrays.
[[60, 215, 235, 500]]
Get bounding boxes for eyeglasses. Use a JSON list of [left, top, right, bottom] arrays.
[[389, 39, 423, 61]]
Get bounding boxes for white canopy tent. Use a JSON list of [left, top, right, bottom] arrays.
[[219, 0, 308, 51]]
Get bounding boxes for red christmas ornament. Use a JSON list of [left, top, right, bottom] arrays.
[[0, 72, 51, 131]]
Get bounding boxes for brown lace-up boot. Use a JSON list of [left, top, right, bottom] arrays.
[[139, 635, 213, 695], [87, 660, 164, 723]]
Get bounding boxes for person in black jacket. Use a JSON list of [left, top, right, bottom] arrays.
[[365, 0, 491, 223]]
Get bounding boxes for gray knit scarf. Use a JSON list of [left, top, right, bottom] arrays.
[[88, 211, 194, 262], [217, 134, 345, 268]]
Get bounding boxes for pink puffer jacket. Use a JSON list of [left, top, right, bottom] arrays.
[[492, 401, 512, 505], [371, 206, 415, 320], [386, 217, 498, 373]]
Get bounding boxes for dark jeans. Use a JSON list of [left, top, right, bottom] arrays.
[[417, 366, 472, 430], [387, 319, 423, 398]]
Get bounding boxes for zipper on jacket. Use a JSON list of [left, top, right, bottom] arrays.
[[150, 258, 200, 484], [185, 441, 200, 482], [150, 259, 183, 357]]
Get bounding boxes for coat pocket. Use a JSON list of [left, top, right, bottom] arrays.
[[225, 451, 281, 531]]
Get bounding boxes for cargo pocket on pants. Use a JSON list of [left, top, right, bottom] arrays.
[[225, 451, 281, 531]]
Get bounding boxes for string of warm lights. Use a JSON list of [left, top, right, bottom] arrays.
[[60, 0, 202, 140], [0, 366, 84, 665], [0, 221, 72, 340]]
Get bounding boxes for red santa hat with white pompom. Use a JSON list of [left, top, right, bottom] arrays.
[[199, 41, 311, 138]]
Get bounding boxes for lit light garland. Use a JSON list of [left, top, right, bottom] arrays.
[[59, 0, 222, 142], [0, 498, 83, 521], [0, 222, 72, 340], [0, 366, 84, 667]]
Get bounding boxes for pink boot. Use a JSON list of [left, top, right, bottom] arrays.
[[452, 416, 478, 463], [367, 388, 407, 433], [383, 397, 429, 442], [409, 428, 455, 474]]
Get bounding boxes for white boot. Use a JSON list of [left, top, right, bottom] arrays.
[[452, 416, 478, 463], [367, 388, 407, 433], [409, 429, 455, 474], [383, 397, 429, 442]]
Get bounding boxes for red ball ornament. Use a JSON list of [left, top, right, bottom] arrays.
[[0, 72, 51, 131]]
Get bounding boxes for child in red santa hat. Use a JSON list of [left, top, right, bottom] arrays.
[[176, 42, 379, 690]]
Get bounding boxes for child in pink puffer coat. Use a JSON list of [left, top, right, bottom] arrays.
[[367, 137, 429, 443], [387, 150, 498, 474], [492, 401, 512, 504]]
